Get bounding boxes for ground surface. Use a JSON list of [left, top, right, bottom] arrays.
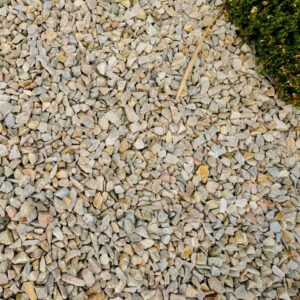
[[0, 0, 299, 300]]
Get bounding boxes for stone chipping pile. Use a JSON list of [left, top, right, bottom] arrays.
[[0, 0, 300, 299]]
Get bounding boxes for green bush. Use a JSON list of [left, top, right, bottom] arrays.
[[225, 0, 300, 105]]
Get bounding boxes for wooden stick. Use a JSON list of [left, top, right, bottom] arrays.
[[176, 8, 223, 100]]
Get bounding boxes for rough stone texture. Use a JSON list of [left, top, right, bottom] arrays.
[[0, 0, 299, 299]]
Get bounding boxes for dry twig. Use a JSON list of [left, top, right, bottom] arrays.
[[176, 7, 223, 100]]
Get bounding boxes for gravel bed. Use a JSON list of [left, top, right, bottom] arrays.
[[0, 0, 299, 299]]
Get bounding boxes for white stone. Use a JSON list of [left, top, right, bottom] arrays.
[[125, 105, 139, 123], [165, 153, 178, 164], [0, 230, 13, 245], [0, 181, 13, 193], [100, 253, 109, 265], [141, 239, 155, 249], [220, 198, 227, 213], [12, 252, 30, 264], [106, 111, 121, 126], [86, 0, 96, 9], [232, 58, 243, 71], [134, 138, 145, 149], [0, 144, 8, 157], [9, 145, 21, 160], [206, 181, 219, 193], [106, 128, 119, 146], [82, 268, 95, 287], [0, 274, 8, 285], [62, 274, 85, 287], [53, 227, 64, 241], [97, 62, 107, 75], [272, 265, 285, 278], [0, 101, 12, 118], [27, 24, 38, 34], [200, 77, 210, 94]]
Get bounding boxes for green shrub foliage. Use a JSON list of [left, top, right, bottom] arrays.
[[225, 0, 300, 104]]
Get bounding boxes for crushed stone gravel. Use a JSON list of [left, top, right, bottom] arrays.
[[0, 0, 299, 299]]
